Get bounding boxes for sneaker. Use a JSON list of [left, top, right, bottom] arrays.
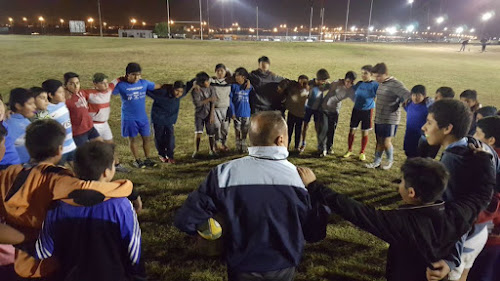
[[359, 153, 366, 161], [159, 155, 168, 163], [133, 159, 146, 169], [115, 163, 130, 173], [343, 151, 353, 158], [328, 149, 335, 155], [192, 151, 199, 159], [319, 150, 327, 158], [382, 161, 394, 170], [299, 145, 306, 154], [167, 158, 176, 164], [144, 158, 158, 167], [209, 150, 218, 157], [365, 161, 381, 169]]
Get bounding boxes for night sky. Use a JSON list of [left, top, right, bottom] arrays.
[[1, 0, 499, 34]]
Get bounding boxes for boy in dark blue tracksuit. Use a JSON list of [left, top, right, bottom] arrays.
[[403, 85, 434, 158], [147, 80, 194, 163]]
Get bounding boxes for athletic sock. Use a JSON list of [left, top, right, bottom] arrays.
[[348, 133, 355, 151], [385, 145, 394, 162], [374, 150, 383, 164], [361, 135, 369, 153]]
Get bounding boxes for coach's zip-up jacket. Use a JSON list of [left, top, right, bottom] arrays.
[[174, 146, 328, 273]]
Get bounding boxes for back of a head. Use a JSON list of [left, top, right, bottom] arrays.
[[436, 87, 455, 99], [126, 62, 142, 74], [344, 71, 357, 81], [477, 116, 500, 148], [372, 63, 388, 74], [195, 72, 210, 85], [411, 85, 426, 95], [477, 106, 498, 118], [9, 88, 32, 112], [249, 111, 287, 147], [460, 89, 477, 101], [42, 79, 63, 96], [234, 67, 249, 79], [74, 141, 115, 181], [316, 69, 330, 81], [26, 120, 66, 162], [428, 99, 472, 140], [401, 157, 449, 203], [64, 72, 79, 85]]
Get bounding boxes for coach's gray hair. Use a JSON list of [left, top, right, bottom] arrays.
[[249, 111, 287, 146]]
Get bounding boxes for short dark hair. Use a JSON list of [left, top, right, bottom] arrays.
[[9, 88, 33, 112], [42, 79, 63, 97], [29, 87, 47, 99], [411, 85, 426, 96], [26, 120, 66, 162], [0, 123, 7, 143], [126, 62, 142, 74], [258, 56, 270, 64], [173, 80, 185, 89], [344, 71, 357, 81], [64, 72, 79, 85], [93, 73, 108, 83], [74, 141, 115, 181], [278, 79, 292, 91], [215, 63, 226, 71], [401, 158, 449, 204], [460, 89, 478, 101], [316, 69, 330, 81], [234, 67, 249, 79], [436, 87, 455, 99], [361, 65, 373, 72], [298, 74, 309, 81], [195, 72, 210, 85], [371, 63, 388, 74], [428, 99, 472, 140], [477, 106, 497, 118], [477, 116, 500, 148]]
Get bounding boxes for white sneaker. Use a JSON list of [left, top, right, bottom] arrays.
[[365, 162, 381, 169], [319, 150, 327, 158], [382, 161, 394, 170]]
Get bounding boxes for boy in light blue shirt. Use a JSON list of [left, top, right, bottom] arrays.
[[6, 88, 36, 163]]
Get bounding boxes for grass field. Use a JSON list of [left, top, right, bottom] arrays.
[[1, 35, 499, 281]]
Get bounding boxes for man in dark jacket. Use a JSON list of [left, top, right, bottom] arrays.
[[174, 111, 328, 281], [298, 155, 495, 281], [249, 56, 284, 113]]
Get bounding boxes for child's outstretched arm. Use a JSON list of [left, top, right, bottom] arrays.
[[0, 223, 24, 244]]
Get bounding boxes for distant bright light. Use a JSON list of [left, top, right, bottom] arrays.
[[8, 17, 13, 23], [87, 17, 94, 23], [38, 16, 44, 22], [130, 18, 137, 24], [482, 11, 494, 22], [351, 25, 356, 31], [386, 26, 397, 35], [273, 27, 278, 32], [406, 24, 415, 32], [408, 0, 414, 4], [22, 17, 27, 22], [456, 27, 464, 33], [436, 16, 445, 24], [368, 26, 374, 31], [427, 26, 431, 30], [470, 28, 475, 33], [142, 21, 146, 26], [443, 27, 448, 31], [60, 19, 64, 24], [103, 22, 107, 26], [249, 28, 255, 33]]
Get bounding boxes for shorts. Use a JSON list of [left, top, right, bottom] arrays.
[[304, 107, 322, 124], [73, 127, 101, 147], [449, 226, 488, 280], [195, 116, 216, 136], [93, 122, 113, 141], [350, 108, 373, 131], [375, 124, 398, 138], [121, 119, 151, 138], [234, 117, 250, 132]]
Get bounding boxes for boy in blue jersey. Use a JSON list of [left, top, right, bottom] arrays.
[[403, 85, 434, 158], [301, 69, 330, 153], [113, 62, 159, 168], [42, 79, 77, 165], [35, 141, 144, 281], [0, 95, 21, 169], [147, 80, 194, 164], [343, 65, 378, 161], [230, 67, 253, 153], [6, 88, 36, 164]]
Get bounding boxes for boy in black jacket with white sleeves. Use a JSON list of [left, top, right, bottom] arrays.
[[298, 155, 495, 281]]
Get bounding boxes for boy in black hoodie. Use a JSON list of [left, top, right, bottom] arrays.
[[298, 154, 495, 281], [249, 56, 284, 113]]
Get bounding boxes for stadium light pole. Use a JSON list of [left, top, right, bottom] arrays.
[[256, 5, 259, 41], [97, 0, 103, 37], [408, 0, 414, 22], [199, 0, 203, 40], [344, 0, 351, 42], [309, 1, 313, 39], [166, 0, 171, 38], [367, 0, 374, 42], [206, 0, 210, 37], [481, 11, 494, 37]]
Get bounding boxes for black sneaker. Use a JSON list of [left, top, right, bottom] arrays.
[[143, 158, 157, 167], [115, 163, 130, 173], [133, 159, 146, 169]]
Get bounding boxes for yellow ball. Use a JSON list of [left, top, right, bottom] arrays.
[[197, 218, 222, 240]]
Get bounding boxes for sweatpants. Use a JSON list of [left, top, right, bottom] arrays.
[[153, 123, 175, 159], [287, 113, 304, 150], [214, 107, 230, 145], [317, 111, 339, 152]]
